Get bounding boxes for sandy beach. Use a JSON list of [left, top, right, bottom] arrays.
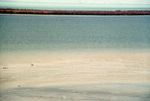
[[0, 51, 150, 101]]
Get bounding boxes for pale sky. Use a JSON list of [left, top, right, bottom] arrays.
[[0, 0, 150, 10], [1, 0, 150, 4]]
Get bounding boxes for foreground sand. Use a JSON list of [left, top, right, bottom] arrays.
[[0, 51, 150, 101]]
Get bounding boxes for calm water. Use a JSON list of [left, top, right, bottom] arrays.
[[0, 14, 150, 52], [1, 83, 150, 101]]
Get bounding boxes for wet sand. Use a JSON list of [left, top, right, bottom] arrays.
[[0, 51, 150, 101]]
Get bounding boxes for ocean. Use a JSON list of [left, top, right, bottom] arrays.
[[0, 14, 150, 52]]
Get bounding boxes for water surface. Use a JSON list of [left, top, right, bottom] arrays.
[[0, 14, 150, 52]]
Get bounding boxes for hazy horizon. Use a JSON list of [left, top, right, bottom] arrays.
[[0, 0, 150, 10]]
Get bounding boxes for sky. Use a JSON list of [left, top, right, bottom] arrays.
[[0, 0, 150, 4], [0, 0, 150, 10]]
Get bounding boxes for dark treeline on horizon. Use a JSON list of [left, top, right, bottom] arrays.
[[0, 8, 150, 15]]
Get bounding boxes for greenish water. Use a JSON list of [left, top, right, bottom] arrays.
[[0, 14, 150, 52], [1, 82, 150, 101]]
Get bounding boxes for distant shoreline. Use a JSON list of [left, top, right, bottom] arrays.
[[0, 8, 150, 15]]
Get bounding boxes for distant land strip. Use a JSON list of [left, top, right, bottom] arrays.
[[0, 8, 150, 15]]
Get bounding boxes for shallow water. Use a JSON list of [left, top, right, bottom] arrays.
[[1, 82, 150, 101]]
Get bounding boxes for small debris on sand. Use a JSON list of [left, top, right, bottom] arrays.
[[3, 67, 8, 69], [31, 64, 34, 66], [18, 85, 21, 87]]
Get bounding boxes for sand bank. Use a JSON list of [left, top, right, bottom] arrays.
[[1, 9, 150, 15], [0, 51, 150, 101], [0, 51, 150, 89]]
